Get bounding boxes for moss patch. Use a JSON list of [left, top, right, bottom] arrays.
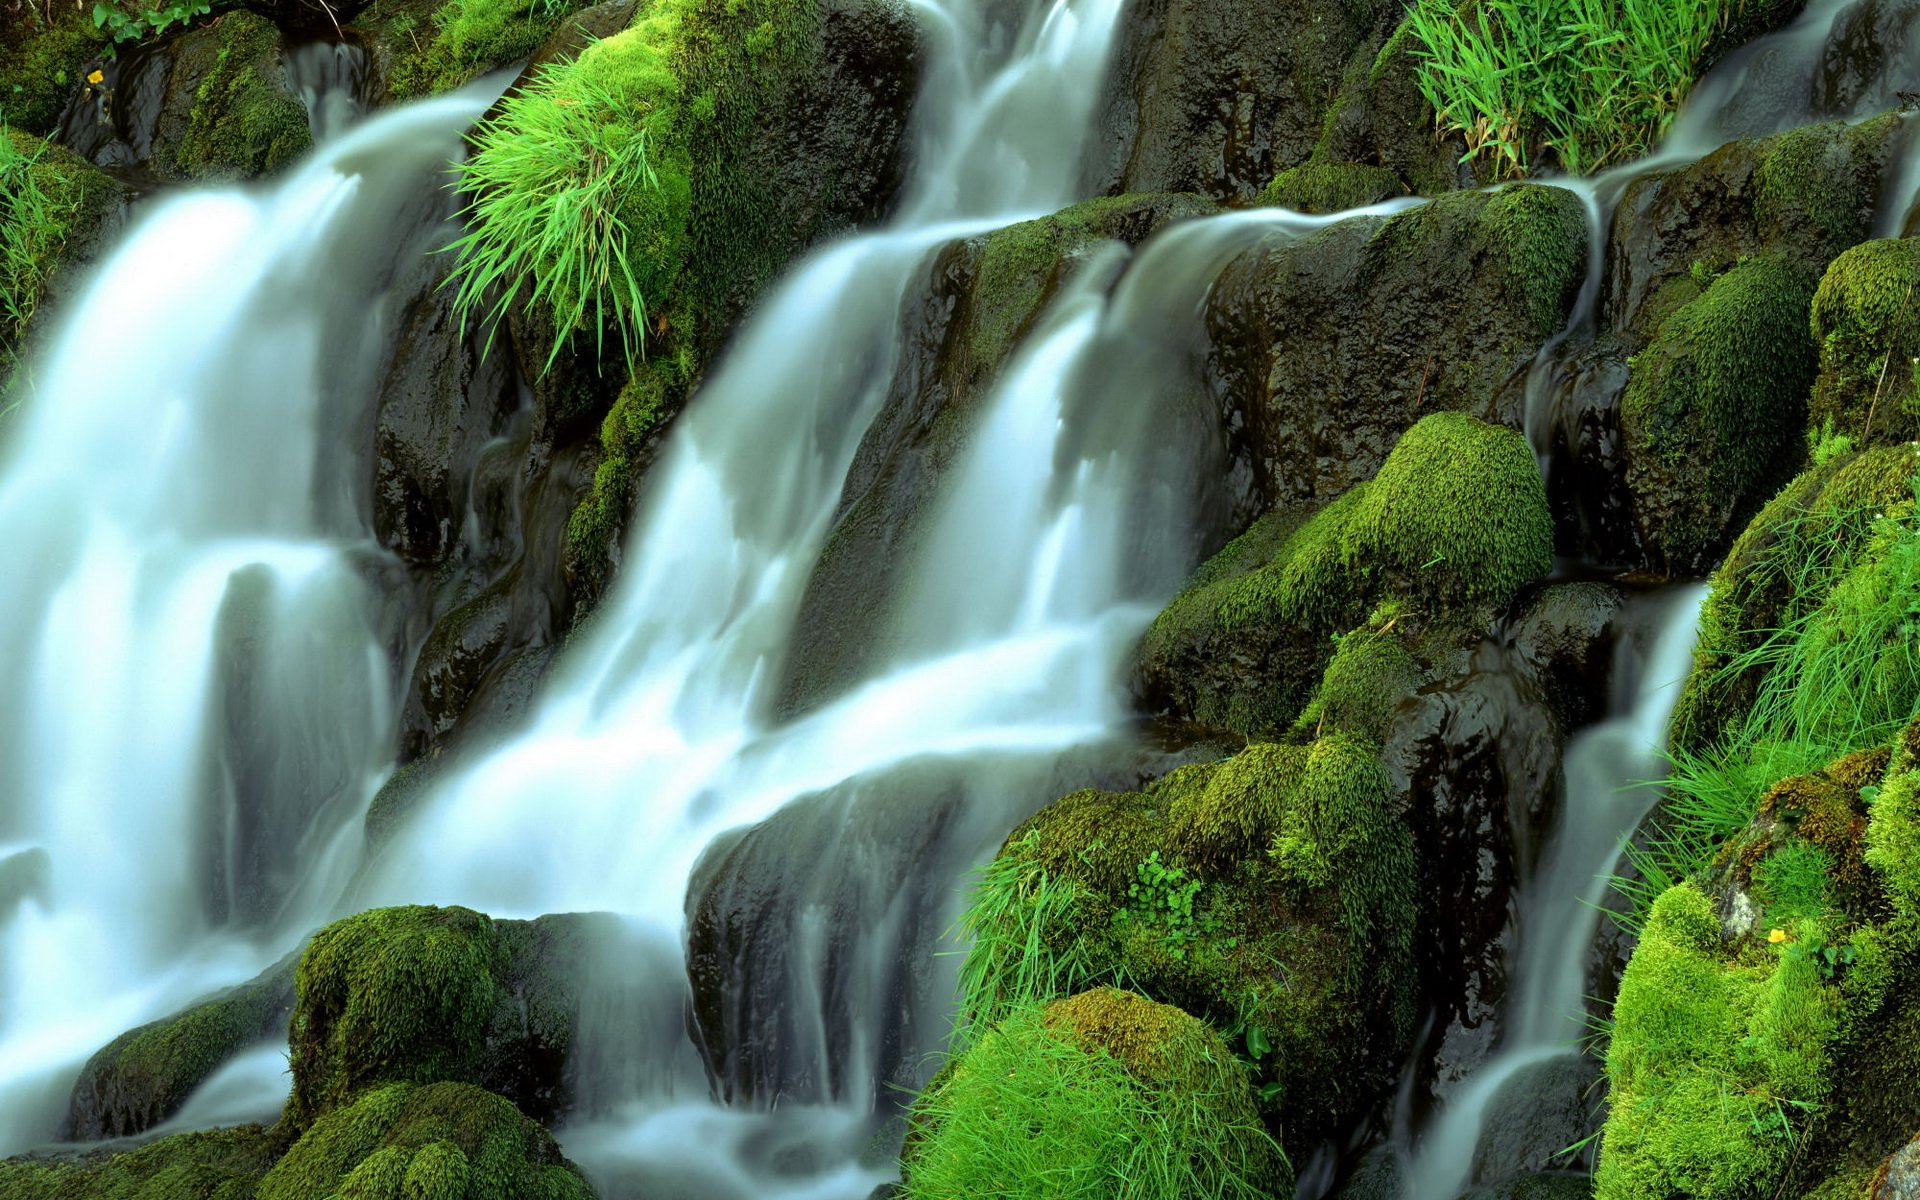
[[1260, 160, 1401, 216], [168, 11, 312, 180], [1621, 254, 1819, 572], [0, 11, 108, 136], [1809, 238, 1920, 450], [0, 1124, 286, 1200], [901, 991, 1285, 1200], [361, 0, 605, 102], [1, 127, 121, 382]]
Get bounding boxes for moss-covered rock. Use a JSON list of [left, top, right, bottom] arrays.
[[0, 11, 108, 136], [349, 0, 610, 103], [1137, 412, 1552, 737], [0, 1123, 286, 1200], [65, 953, 297, 1141], [0, 129, 126, 384], [288, 906, 612, 1127], [1671, 444, 1917, 752], [1619, 254, 1820, 573], [258, 1081, 592, 1200], [161, 12, 312, 180], [900, 989, 1286, 1200], [1809, 238, 1920, 450], [1608, 115, 1901, 345], [1260, 160, 1402, 215], [1209, 184, 1585, 508], [953, 734, 1418, 1141]]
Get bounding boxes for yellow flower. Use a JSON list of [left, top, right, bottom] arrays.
[[86, 69, 104, 86], [1768, 928, 1787, 944]]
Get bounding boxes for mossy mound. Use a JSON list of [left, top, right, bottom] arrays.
[[0, 1124, 286, 1200], [1809, 238, 1920, 451], [1620, 254, 1820, 573], [162, 12, 313, 180], [288, 906, 606, 1126], [258, 1081, 592, 1200], [1672, 443, 1918, 752], [952, 735, 1417, 1140], [900, 990, 1286, 1200], [1, 129, 124, 382], [1137, 412, 1551, 737], [0, 9, 110, 136], [65, 953, 298, 1140], [351, 0, 609, 103], [1260, 160, 1402, 215]]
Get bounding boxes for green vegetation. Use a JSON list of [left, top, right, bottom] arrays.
[[1291, 609, 1423, 742], [288, 906, 505, 1125], [0, 9, 110, 135], [901, 990, 1286, 1200], [1402, 0, 1743, 177], [0, 1124, 285, 1200], [170, 11, 313, 180], [92, 0, 211, 48], [258, 1081, 591, 1200], [376, 0, 591, 102], [1621, 254, 1819, 569], [1, 125, 117, 395], [1809, 238, 1920, 449], [1260, 161, 1400, 215]]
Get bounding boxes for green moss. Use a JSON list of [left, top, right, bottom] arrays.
[[1259, 161, 1401, 215], [1, 127, 118, 382], [952, 734, 1417, 1138], [287, 906, 505, 1125], [1597, 883, 1841, 1200], [901, 992, 1285, 1200], [1867, 767, 1920, 923], [258, 1081, 592, 1200], [1483, 182, 1589, 337], [1808, 238, 1920, 449], [0, 11, 107, 136], [1292, 617, 1424, 742], [1754, 116, 1899, 257], [378, 0, 600, 102], [564, 355, 688, 601], [0, 1124, 285, 1200], [172, 12, 313, 180], [1621, 254, 1819, 569]]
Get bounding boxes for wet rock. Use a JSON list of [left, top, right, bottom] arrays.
[[60, 12, 311, 181], [1875, 1131, 1920, 1200], [1818, 0, 1920, 117], [775, 192, 1220, 717], [1504, 583, 1626, 733], [1094, 0, 1388, 202], [1461, 1173, 1594, 1200], [1618, 254, 1819, 574], [1209, 185, 1587, 507], [1605, 115, 1901, 346], [1471, 1054, 1602, 1184], [64, 953, 298, 1141], [287, 905, 629, 1126], [1531, 336, 1639, 569]]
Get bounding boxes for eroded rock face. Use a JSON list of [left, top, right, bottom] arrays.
[[1876, 1132, 1920, 1200], [1208, 185, 1587, 507], [1092, 0, 1388, 202]]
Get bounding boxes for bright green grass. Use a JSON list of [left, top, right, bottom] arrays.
[[1403, 0, 1744, 177]]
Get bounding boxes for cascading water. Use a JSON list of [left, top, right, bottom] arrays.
[[0, 82, 499, 1155]]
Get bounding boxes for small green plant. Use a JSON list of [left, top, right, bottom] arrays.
[[1403, 0, 1743, 178], [93, 0, 211, 47], [1114, 851, 1223, 961]]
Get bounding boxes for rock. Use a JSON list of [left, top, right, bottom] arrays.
[[1094, 0, 1388, 202], [60, 12, 312, 181], [63, 954, 298, 1141], [901, 989, 1288, 1196], [0, 12, 107, 136], [774, 192, 1220, 717], [1209, 184, 1587, 506], [1875, 1132, 1920, 1200], [1605, 115, 1901, 346], [1808, 237, 1920, 450], [256, 1081, 591, 1200], [286, 905, 625, 1126], [1471, 1054, 1602, 1184], [1619, 254, 1819, 574], [1462, 1173, 1594, 1200], [1136, 412, 1554, 738], [1530, 335, 1639, 569], [1817, 0, 1920, 117]]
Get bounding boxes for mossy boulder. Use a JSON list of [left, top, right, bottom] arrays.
[[1607, 115, 1901, 345], [64, 953, 298, 1141], [953, 735, 1418, 1141], [348, 0, 612, 102], [288, 906, 615, 1126], [1809, 238, 1920, 450], [1619, 254, 1820, 573], [0, 10, 109, 136], [1260, 160, 1402, 215], [1671, 443, 1917, 752], [1095, 0, 1388, 202], [163, 12, 312, 180], [900, 989, 1286, 1199], [1209, 184, 1585, 506], [773, 192, 1220, 717], [258, 1081, 591, 1200], [1137, 412, 1552, 737], [0, 1123, 286, 1200], [0, 129, 127, 384]]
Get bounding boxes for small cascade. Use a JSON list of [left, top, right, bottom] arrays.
[[287, 41, 370, 143], [0, 84, 497, 1155]]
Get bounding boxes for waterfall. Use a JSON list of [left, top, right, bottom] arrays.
[[0, 84, 498, 1154]]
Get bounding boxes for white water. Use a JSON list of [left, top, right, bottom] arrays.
[[0, 85, 502, 1151]]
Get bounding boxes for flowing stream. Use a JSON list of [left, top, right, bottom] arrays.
[[9, 0, 1920, 1195]]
